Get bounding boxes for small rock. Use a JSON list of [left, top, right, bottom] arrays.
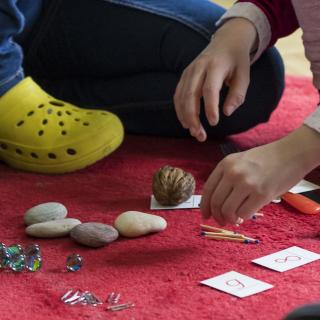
[[70, 223, 119, 248], [114, 211, 167, 238], [24, 202, 68, 226], [26, 219, 81, 238]]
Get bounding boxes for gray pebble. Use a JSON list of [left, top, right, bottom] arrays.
[[26, 218, 81, 238], [24, 202, 68, 226], [70, 222, 119, 248]]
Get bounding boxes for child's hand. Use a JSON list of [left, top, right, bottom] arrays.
[[200, 125, 320, 225], [174, 18, 257, 142]]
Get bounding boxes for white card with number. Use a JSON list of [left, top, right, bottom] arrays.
[[252, 246, 320, 272], [150, 195, 201, 210], [200, 271, 273, 298]]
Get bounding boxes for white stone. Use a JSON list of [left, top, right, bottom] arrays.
[[24, 202, 68, 226], [114, 211, 167, 238], [25, 218, 81, 238]]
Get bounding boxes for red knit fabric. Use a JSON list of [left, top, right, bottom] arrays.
[[0, 76, 319, 320]]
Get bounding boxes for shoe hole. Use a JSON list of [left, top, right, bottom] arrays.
[[86, 112, 93, 115], [74, 118, 80, 122], [17, 120, 24, 127], [49, 101, 65, 107], [83, 122, 89, 126], [48, 153, 57, 159], [38, 104, 45, 109], [27, 111, 35, 117], [67, 148, 76, 155], [0, 143, 8, 150], [101, 112, 108, 115], [38, 130, 44, 136], [61, 130, 67, 135], [42, 119, 48, 125], [66, 111, 72, 115], [72, 109, 79, 112], [57, 111, 63, 116], [47, 109, 53, 115], [16, 149, 22, 155], [59, 121, 64, 127], [30, 152, 38, 159]]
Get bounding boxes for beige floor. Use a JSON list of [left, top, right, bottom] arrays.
[[214, 0, 311, 76]]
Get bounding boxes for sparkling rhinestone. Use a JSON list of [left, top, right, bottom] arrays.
[[7, 244, 23, 256], [25, 244, 41, 257], [0, 244, 10, 268], [9, 254, 26, 272], [66, 254, 83, 272], [25, 254, 42, 272]]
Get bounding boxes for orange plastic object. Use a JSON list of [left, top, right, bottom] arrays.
[[281, 192, 320, 215]]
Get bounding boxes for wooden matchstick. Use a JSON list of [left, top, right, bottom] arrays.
[[204, 235, 249, 243], [200, 224, 235, 234], [202, 231, 244, 239]]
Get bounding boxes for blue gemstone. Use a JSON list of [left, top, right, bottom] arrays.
[[9, 254, 26, 272], [25, 254, 42, 272], [0, 244, 10, 268], [7, 244, 23, 256], [25, 244, 41, 257], [66, 254, 83, 272]]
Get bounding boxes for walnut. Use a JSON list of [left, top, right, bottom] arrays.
[[152, 166, 196, 206]]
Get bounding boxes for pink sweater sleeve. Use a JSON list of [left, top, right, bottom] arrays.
[[237, 0, 299, 47]]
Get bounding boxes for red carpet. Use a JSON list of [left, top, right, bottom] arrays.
[[0, 76, 320, 320]]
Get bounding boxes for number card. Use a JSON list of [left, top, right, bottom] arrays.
[[289, 179, 320, 194], [252, 246, 320, 272], [150, 195, 201, 210], [200, 271, 273, 298]]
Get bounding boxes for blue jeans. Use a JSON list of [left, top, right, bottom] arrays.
[[0, 0, 42, 95], [10, 0, 285, 137]]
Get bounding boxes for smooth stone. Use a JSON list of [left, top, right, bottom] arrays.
[[70, 223, 119, 248], [114, 211, 167, 238], [25, 218, 81, 238], [24, 202, 68, 226]]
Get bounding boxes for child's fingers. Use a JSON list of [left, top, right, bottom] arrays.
[[223, 66, 250, 116], [202, 66, 227, 127], [174, 63, 206, 133]]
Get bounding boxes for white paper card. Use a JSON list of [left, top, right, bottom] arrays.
[[252, 246, 320, 272], [200, 271, 273, 298], [150, 195, 201, 210], [289, 179, 320, 194]]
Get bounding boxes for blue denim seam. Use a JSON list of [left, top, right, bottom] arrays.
[[103, 0, 212, 40], [0, 68, 24, 88]]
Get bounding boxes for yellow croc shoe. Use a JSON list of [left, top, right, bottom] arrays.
[[0, 77, 124, 174]]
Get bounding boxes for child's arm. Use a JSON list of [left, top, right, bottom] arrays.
[[174, 0, 300, 142]]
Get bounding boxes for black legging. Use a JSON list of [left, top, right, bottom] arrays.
[[21, 0, 285, 137]]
